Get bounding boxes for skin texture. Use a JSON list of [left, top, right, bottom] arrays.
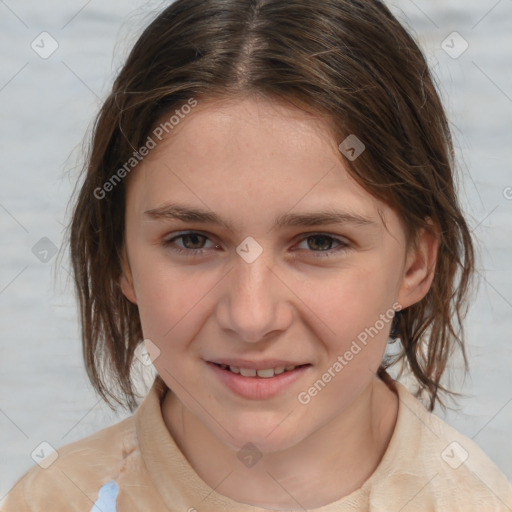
[[120, 96, 438, 508]]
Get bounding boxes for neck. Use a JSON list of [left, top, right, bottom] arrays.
[[162, 375, 398, 509]]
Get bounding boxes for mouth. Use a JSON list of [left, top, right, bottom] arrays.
[[206, 360, 312, 400], [212, 362, 310, 378]]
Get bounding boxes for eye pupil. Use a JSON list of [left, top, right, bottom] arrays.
[[183, 234, 205, 249], [308, 235, 332, 251]]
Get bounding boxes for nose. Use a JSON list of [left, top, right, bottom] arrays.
[[216, 245, 293, 344]]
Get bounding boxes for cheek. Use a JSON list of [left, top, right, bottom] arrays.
[[131, 253, 219, 343], [307, 264, 395, 324], [301, 264, 397, 364], [133, 268, 203, 378]]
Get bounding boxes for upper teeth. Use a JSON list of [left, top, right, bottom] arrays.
[[220, 364, 298, 378]]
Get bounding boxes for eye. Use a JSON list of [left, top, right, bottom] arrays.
[[163, 232, 218, 256], [294, 233, 350, 257]]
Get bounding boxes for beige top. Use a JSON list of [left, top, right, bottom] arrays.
[[2, 374, 512, 511]]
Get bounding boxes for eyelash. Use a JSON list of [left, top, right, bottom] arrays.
[[162, 231, 351, 258]]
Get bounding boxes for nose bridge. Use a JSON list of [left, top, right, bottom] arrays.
[[219, 238, 289, 342]]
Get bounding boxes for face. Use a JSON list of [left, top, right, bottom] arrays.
[[120, 96, 436, 453]]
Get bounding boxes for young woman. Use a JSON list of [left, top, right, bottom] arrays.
[[3, 1, 511, 510]]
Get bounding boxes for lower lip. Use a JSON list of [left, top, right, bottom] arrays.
[[207, 362, 311, 400]]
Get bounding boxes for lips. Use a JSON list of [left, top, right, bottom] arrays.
[[206, 359, 312, 400]]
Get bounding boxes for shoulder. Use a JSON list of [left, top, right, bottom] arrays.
[[1, 415, 138, 512], [371, 380, 512, 511]]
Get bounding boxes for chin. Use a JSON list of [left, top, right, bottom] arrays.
[[218, 414, 310, 454]]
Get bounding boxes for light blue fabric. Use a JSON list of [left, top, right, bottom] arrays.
[[89, 480, 119, 512]]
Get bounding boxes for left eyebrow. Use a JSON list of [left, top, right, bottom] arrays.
[[143, 202, 378, 231]]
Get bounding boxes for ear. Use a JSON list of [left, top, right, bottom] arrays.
[[397, 220, 439, 309], [119, 245, 138, 304]]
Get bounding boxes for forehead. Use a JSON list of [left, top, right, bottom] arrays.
[[125, 96, 393, 231], [147, 95, 340, 170]]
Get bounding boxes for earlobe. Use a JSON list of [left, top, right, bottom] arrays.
[[119, 248, 138, 304], [397, 222, 439, 309]]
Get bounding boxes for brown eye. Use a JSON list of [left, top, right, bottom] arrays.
[[306, 235, 335, 251], [295, 234, 350, 257], [163, 231, 217, 255], [177, 233, 207, 250]]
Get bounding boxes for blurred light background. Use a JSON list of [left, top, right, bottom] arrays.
[[1, 0, 511, 501]]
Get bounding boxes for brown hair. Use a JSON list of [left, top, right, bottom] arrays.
[[65, 0, 475, 413]]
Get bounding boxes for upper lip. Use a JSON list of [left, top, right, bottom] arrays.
[[207, 358, 310, 370]]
